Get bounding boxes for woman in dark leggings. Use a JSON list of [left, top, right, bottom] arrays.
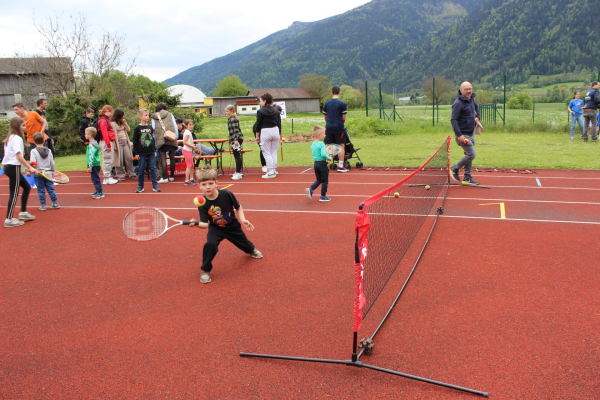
[[3, 117, 37, 228], [151, 103, 179, 183]]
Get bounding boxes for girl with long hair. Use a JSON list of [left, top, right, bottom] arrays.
[[110, 108, 136, 179], [3, 117, 38, 227]]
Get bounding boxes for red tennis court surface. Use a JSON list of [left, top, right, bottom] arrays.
[[1, 167, 599, 399]]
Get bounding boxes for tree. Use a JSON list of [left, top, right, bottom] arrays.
[[13, 12, 137, 97], [299, 74, 331, 107], [213, 75, 248, 97], [422, 76, 455, 106], [339, 85, 363, 109], [507, 92, 533, 109]]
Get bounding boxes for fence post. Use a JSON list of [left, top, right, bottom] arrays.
[[379, 83, 383, 120], [432, 77, 436, 127], [365, 81, 369, 117], [503, 75, 506, 126], [291, 118, 294, 134]]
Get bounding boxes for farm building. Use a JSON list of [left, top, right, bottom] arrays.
[[207, 96, 257, 117], [247, 88, 320, 113], [0, 57, 74, 118]]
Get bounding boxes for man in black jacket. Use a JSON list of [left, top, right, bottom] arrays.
[[78, 108, 95, 145], [582, 81, 600, 142], [449, 81, 480, 185]]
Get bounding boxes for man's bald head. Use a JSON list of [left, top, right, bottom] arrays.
[[460, 81, 473, 99]]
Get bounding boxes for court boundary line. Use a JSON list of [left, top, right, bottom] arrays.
[[3, 192, 600, 206], [54, 205, 600, 225]]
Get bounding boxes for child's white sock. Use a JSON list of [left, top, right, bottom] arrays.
[[339, 161, 343, 168]]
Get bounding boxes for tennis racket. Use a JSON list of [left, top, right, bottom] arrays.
[[123, 207, 191, 242], [39, 170, 70, 184], [325, 144, 342, 159]]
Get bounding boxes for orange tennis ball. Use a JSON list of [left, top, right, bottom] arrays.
[[193, 195, 206, 207], [463, 138, 469, 144], [394, 192, 399, 198], [30, 162, 37, 166]]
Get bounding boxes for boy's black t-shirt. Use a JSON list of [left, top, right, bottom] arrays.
[[198, 189, 240, 228], [133, 124, 156, 155]]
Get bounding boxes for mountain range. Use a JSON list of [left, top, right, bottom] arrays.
[[166, 0, 600, 93]]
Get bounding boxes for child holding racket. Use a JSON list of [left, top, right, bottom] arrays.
[[3, 117, 37, 227], [305, 125, 331, 202], [30, 132, 59, 210], [84, 127, 104, 199], [189, 164, 262, 284]]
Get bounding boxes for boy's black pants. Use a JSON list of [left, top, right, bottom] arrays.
[[202, 221, 255, 272], [310, 161, 329, 196]]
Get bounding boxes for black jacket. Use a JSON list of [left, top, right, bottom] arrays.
[[255, 106, 281, 134], [451, 90, 479, 137], [583, 88, 600, 110], [78, 116, 94, 143]]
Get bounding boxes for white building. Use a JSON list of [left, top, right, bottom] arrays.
[[167, 84, 207, 108]]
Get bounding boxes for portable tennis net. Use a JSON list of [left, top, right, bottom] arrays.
[[241, 135, 488, 397]]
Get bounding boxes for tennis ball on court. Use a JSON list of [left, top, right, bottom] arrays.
[[425, 185, 431, 190], [462, 181, 470, 185], [193, 195, 206, 207], [394, 192, 399, 198]]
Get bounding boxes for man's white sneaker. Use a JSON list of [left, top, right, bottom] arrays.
[[104, 178, 118, 185], [231, 173, 243, 180]]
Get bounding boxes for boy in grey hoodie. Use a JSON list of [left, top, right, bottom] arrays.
[[30, 132, 59, 210]]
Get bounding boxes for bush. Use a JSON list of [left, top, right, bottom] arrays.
[[507, 92, 533, 110], [346, 116, 398, 136]]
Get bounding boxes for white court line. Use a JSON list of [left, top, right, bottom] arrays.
[[2, 193, 600, 206], [27, 171, 600, 180], [53, 205, 600, 225]]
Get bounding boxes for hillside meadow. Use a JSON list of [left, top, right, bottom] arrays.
[[55, 105, 599, 171]]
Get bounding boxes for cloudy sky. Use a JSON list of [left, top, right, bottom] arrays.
[[0, 0, 370, 82]]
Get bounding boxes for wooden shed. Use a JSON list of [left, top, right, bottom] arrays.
[[247, 88, 320, 113], [0, 57, 74, 117]]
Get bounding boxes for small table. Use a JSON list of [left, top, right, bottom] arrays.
[[178, 138, 228, 175]]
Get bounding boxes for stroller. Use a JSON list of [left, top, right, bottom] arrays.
[[328, 128, 364, 170]]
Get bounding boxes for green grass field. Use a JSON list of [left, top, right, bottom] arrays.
[[55, 106, 599, 171]]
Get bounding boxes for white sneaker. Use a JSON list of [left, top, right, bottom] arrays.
[[157, 178, 168, 184], [4, 218, 25, 228], [262, 166, 267, 173], [168, 177, 175, 182], [262, 173, 276, 179], [18, 211, 36, 221], [231, 173, 243, 180], [274, 170, 279, 175], [104, 178, 118, 185]]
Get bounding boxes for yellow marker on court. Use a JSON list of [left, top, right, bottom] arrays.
[[480, 202, 506, 219], [220, 184, 233, 190]]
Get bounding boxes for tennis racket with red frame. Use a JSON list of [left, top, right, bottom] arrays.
[[123, 207, 191, 241]]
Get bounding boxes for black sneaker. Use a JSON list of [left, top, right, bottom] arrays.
[[135, 187, 144, 193], [463, 175, 479, 185], [450, 167, 460, 182], [152, 187, 161, 192]]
